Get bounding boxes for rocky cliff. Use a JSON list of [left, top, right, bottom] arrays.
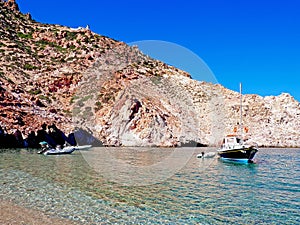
[[0, 0, 120, 134], [1, 0, 300, 147]]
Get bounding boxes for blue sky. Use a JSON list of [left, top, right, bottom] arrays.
[[17, 0, 300, 101]]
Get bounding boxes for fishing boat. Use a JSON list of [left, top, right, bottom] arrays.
[[217, 135, 258, 163], [217, 83, 258, 163]]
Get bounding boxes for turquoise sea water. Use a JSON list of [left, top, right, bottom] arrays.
[[0, 148, 299, 224]]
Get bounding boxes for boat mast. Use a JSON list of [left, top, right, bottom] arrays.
[[240, 82, 243, 138]]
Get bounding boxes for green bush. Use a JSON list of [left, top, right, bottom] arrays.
[[38, 95, 51, 103], [95, 101, 102, 112], [55, 45, 66, 53], [24, 63, 38, 70], [70, 95, 79, 104], [17, 32, 33, 39], [29, 89, 41, 95], [69, 45, 76, 50], [64, 31, 78, 41]]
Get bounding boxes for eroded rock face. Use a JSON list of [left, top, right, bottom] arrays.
[[73, 48, 300, 147], [3, 0, 19, 12], [71, 45, 198, 147], [0, 1, 120, 134], [1, 1, 299, 147]]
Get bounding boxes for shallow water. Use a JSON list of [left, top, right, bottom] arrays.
[[0, 147, 299, 224]]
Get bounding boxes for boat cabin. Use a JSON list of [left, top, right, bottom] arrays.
[[221, 135, 243, 150]]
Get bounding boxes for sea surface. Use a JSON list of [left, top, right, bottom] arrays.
[[0, 147, 299, 224]]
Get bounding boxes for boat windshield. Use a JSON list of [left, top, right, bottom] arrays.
[[224, 136, 243, 145], [227, 137, 236, 144]]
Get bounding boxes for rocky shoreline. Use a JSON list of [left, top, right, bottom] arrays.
[[1, 0, 300, 148]]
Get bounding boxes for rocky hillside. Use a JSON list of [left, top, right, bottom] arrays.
[[1, 0, 300, 147], [171, 77, 300, 147], [0, 0, 120, 134]]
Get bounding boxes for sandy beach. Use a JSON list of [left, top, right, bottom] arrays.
[[0, 199, 79, 225]]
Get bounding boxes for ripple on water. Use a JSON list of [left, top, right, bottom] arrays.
[[0, 148, 300, 224]]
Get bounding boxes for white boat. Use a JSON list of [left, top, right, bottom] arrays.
[[38, 142, 76, 155], [63, 145, 92, 151], [42, 146, 76, 155], [196, 152, 216, 158], [74, 145, 92, 150], [217, 83, 258, 163], [38, 142, 92, 155]]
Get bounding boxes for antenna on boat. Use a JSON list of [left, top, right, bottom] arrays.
[[240, 82, 243, 138]]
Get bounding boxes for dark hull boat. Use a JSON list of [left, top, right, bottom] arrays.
[[218, 83, 258, 163], [217, 145, 258, 163]]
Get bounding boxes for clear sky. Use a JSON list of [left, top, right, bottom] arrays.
[[17, 0, 300, 101]]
